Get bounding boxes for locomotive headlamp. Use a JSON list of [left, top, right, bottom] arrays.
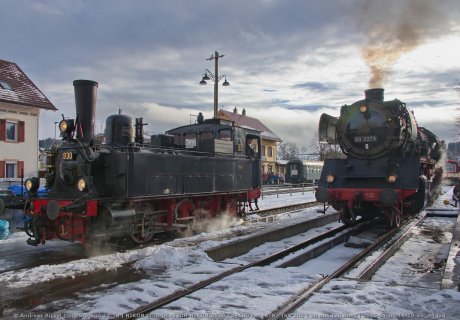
[[59, 119, 75, 134], [59, 120, 68, 133], [25, 177, 40, 193], [59, 119, 76, 141], [360, 105, 368, 113], [326, 174, 335, 183], [77, 178, 87, 192], [387, 174, 398, 184]]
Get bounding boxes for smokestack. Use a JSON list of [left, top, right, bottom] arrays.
[[365, 88, 384, 102], [73, 80, 98, 143]]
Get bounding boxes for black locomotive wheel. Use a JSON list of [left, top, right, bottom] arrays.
[[225, 198, 238, 217], [131, 203, 155, 244], [199, 197, 218, 220], [174, 199, 195, 235], [340, 207, 357, 226]]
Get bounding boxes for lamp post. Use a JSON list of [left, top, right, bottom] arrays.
[[199, 51, 230, 119], [54, 121, 59, 141]]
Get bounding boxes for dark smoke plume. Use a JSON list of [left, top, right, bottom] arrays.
[[359, 0, 443, 88]]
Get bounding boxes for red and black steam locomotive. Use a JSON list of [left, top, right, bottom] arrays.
[[315, 88, 443, 226], [4, 80, 261, 245]]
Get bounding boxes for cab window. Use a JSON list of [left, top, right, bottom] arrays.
[[218, 129, 232, 141], [184, 133, 196, 149], [200, 131, 214, 142]]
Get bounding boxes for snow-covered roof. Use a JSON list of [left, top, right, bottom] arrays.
[[0, 59, 57, 110], [218, 109, 282, 142]]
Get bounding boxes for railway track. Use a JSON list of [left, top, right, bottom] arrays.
[[3, 194, 457, 318], [109, 213, 429, 320], [0, 201, 326, 317], [110, 218, 381, 320], [266, 213, 428, 319], [245, 200, 319, 220], [4, 208, 447, 319]]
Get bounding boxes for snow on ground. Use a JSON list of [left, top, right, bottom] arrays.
[[3, 187, 460, 319], [297, 186, 460, 320], [0, 190, 317, 288]]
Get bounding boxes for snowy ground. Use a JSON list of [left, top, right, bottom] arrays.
[[2, 188, 460, 319], [297, 187, 460, 319]]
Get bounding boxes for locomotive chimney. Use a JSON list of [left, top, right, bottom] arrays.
[[365, 88, 384, 101], [73, 80, 98, 143]]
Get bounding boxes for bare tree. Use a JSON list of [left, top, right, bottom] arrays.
[[319, 143, 342, 160], [454, 80, 460, 137], [277, 141, 299, 160]]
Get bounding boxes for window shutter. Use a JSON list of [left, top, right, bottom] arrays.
[[0, 119, 5, 141], [18, 121, 25, 142], [17, 161, 24, 178], [0, 161, 5, 178]]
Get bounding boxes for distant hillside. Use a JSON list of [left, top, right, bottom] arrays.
[[39, 138, 55, 149]]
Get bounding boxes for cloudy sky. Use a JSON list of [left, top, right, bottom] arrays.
[[2, 0, 460, 148]]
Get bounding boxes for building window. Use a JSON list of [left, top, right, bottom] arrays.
[[0, 160, 23, 178], [262, 145, 266, 156], [268, 146, 273, 157], [6, 120, 18, 141], [5, 162, 16, 178], [1, 119, 25, 142]]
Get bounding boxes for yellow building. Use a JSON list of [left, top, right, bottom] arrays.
[[217, 108, 282, 179]]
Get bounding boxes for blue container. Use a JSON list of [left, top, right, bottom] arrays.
[[0, 219, 9, 240], [8, 185, 47, 196]]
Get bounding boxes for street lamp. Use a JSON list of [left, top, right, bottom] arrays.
[[199, 51, 230, 119], [54, 121, 59, 141]]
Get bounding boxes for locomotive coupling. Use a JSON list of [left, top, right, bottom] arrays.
[[380, 188, 397, 206]]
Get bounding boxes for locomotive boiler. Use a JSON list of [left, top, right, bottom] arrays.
[[2, 80, 262, 246], [315, 88, 442, 226]]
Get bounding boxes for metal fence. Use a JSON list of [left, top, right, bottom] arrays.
[[261, 182, 316, 198]]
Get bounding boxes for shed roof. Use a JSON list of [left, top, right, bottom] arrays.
[[217, 109, 282, 142], [0, 59, 57, 111]]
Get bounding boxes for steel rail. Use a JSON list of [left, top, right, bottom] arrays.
[[111, 221, 365, 320], [245, 201, 320, 219], [264, 216, 423, 320], [355, 213, 427, 280]]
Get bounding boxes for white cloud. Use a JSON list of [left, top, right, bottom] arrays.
[[1, 0, 454, 146]]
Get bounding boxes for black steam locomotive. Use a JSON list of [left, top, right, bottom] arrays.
[[3, 80, 262, 245], [315, 88, 443, 226]]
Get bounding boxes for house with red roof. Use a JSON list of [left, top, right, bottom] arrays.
[[0, 59, 57, 184], [218, 107, 282, 179]]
